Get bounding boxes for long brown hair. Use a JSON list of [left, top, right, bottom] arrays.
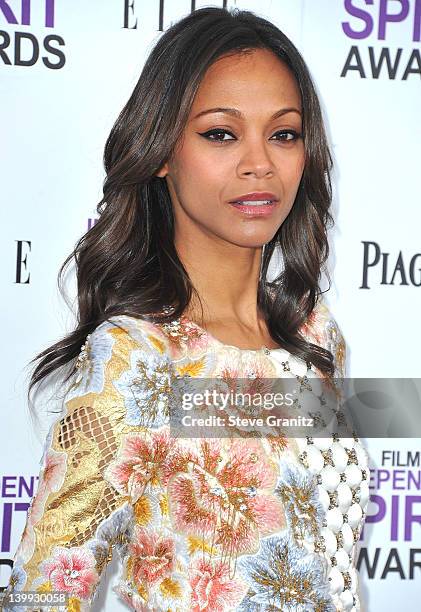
[[29, 6, 335, 404]]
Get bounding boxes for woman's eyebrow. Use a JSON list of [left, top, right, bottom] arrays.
[[192, 106, 302, 120]]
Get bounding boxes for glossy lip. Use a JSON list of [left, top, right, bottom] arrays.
[[229, 202, 276, 216], [228, 191, 278, 203]]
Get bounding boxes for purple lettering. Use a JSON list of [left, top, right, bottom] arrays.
[[18, 475, 38, 498], [392, 469, 406, 489], [45, 0, 54, 27], [1, 503, 12, 552], [365, 493, 386, 524], [1, 476, 17, 497], [377, 469, 391, 486], [0, 0, 17, 24], [405, 496, 421, 541], [1, 503, 29, 553], [414, 0, 421, 41], [379, 0, 409, 39], [21, 0, 30, 25], [342, 0, 374, 39], [408, 470, 421, 488], [391, 495, 399, 540]]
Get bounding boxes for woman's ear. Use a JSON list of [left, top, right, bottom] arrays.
[[155, 162, 169, 178]]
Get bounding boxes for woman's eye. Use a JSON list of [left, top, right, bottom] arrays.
[[199, 129, 235, 142], [271, 130, 301, 142], [198, 129, 302, 143]]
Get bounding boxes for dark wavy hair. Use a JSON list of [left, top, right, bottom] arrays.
[[29, 6, 335, 403]]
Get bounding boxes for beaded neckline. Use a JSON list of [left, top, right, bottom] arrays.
[[160, 309, 288, 356], [183, 316, 287, 355]]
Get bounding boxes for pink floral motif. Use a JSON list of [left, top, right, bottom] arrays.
[[189, 558, 248, 611], [39, 546, 99, 598], [114, 583, 148, 611], [104, 428, 184, 502], [32, 449, 67, 523], [129, 525, 176, 587], [168, 438, 285, 556], [214, 351, 277, 380], [143, 317, 213, 361], [14, 450, 67, 563]]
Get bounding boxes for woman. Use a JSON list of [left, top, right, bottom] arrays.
[[3, 7, 369, 611]]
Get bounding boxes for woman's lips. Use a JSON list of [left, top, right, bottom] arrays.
[[228, 200, 277, 216], [228, 191, 278, 202]]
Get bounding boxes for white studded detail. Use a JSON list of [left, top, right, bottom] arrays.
[[339, 588, 354, 610], [331, 442, 349, 472], [358, 481, 370, 508], [347, 503, 363, 529], [348, 567, 359, 592], [312, 436, 333, 451], [340, 437, 355, 449], [306, 445, 324, 473], [345, 464, 363, 488], [326, 507, 344, 532], [321, 527, 338, 556], [334, 548, 351, 572], [341, 523, 354, 553], [320, 465, 341, 492], [317, 486, 330, 512], [337, 482, 353, 513], [329, 567, 345, 594], [354, 441, 369, 469], [269, 351, 369, 607]]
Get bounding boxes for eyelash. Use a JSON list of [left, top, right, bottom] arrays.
[[198, 128, 302, 143]]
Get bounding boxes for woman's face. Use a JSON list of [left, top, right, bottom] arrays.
[[157, 48, 305, 250]]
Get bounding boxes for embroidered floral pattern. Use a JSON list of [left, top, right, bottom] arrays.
[[168, 438, 286, 561], [12, 449, 67, 566], [114, 348, 173, 427], [189, 558, 249, 611], [67, 322, 115, 398], [36, 546, 99, 598], [237, 531, 336, 611], [275, 461, 325, 543], [104, 428, 179, 503], [4, 300, 368, 611]]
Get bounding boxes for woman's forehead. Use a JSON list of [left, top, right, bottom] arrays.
[[190, 49, 302, 118]]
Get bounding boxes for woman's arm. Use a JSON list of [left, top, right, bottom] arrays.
[[2, 317, 171, 611]]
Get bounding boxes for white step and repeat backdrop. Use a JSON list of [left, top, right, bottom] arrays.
[[1, 1, 420, 610]]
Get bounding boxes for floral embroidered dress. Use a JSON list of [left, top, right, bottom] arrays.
[[3, 298, 369, 612]]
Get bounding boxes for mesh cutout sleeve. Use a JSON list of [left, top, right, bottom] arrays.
[[2, 320, 151, 611]]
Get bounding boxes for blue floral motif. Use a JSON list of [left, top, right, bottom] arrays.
[[88, 503, 135, 563], [236, 531, 335, 611], [275, 460, 325, 542], [66, 321, 116, 400], [114, 346, 173, 427]]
